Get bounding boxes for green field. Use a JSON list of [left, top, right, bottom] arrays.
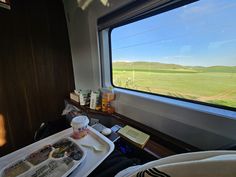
[[112, 62, 236, 108]]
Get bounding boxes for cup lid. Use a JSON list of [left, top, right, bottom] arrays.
[[71, 116, 89, 129]]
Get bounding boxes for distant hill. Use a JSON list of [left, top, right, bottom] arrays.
[[113, 61, 236, 73], [113, 61, 186, 69], [198, 66, 236, 73]]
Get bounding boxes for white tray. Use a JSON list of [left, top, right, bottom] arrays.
[[0, 126, 114, 177], [70, 126, 115, 177]]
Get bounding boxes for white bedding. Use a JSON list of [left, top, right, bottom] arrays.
[[115, 151, 236, 177]]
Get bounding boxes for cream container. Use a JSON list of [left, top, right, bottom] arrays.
[[71, 116, 89, 139]]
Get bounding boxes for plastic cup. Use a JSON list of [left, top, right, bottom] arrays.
[[71, 116, 89, 139]]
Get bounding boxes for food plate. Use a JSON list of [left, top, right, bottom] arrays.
[[0, 137, 86, 177]]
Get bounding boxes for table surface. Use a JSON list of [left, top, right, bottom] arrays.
[[68, 99, 178, 158], [68, 99, 200, 158]]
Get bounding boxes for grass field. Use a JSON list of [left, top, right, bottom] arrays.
[[112, 62, 236, 108]]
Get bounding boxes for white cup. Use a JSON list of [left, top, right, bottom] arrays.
[[71, 116, 89, 139]]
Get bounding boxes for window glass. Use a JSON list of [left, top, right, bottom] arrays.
[[111, 0, 236, 109]]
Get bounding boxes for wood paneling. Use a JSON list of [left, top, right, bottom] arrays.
[[0, 0, 74, 156]]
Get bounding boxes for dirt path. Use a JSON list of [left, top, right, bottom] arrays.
[[199, 89, 235, 102]]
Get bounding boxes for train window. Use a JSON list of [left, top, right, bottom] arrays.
[[110, 0, 236, 110]]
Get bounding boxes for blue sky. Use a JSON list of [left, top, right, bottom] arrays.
[[111, 0, 236, 66]]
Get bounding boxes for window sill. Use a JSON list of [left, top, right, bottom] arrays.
[[113, 87, 236, 120]]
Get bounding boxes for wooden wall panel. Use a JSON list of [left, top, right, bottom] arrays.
[[0, 0, 74, 156]]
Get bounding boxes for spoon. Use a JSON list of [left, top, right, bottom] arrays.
[[81, 143, 104, 152]]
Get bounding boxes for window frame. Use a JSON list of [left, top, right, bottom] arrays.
[[108, 2, 236, 112]]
